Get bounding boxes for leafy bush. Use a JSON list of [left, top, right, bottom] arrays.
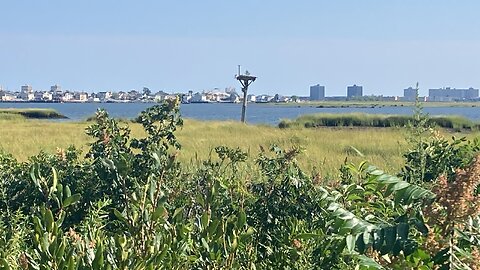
[[0, 98, 479, 269]]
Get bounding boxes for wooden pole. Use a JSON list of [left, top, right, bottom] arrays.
[[236, 73, 256, 123], [241, 84, 248, 123]]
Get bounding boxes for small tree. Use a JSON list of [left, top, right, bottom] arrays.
[[142, 87, 151, 97]]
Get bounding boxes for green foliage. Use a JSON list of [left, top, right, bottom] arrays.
[[1, 97, 479, 269], [0, 108, 67, 119], [402, 90, 480, 183], [279, 112, 479, 130], [402, 135, 480, 183], [250, 145, 339, 268], [0, 210, 30, 269]]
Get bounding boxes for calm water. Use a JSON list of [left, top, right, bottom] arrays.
[[1, 102, 480, 125]]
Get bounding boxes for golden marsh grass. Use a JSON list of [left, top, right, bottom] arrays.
[[1, 118, 474, 178]]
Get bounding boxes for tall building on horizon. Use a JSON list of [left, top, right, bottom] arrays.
[[21, 85, 33, 93], [403, 87, 418, 101], [309, 84, 325, 101], [428, 87, 479, 101], [51, 84, 61, 92], [347, 84, 363, 98]]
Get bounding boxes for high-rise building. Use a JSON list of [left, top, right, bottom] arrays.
[[347, 84, 363, 98], [21, 85, 33, 93], [51, 84, 61, 92], [309, 84, 325, 101], [403, 87, 418, 101], [428, 87, 479, 101]]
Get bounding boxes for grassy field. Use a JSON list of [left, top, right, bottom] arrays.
[[0, 107, 478, 178], [0, 117, 413, 178], [177, 120, 409, 177]]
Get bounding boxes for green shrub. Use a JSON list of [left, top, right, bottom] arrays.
[[1, 98, 480, 269]]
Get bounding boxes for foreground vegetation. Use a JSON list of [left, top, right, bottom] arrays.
[[279, 113, 480, 130], [1, 100, 480, 269]]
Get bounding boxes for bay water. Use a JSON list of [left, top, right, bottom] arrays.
[[1, 102, 479, 125]]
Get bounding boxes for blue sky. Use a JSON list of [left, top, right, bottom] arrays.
[[1, 1, 480, 96]]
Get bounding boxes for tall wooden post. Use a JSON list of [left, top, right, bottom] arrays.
[[236, 72, 256, 123]]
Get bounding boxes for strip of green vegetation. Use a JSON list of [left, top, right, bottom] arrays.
[[0, 108, 67, 119], [0, 112, 27, 121], [272, 100, 480, 108], [279, 113, 479, 130]]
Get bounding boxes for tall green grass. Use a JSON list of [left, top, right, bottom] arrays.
[[2, 116, 480, 178], [0, 108, 67, 119], [0, 118, 410, 178], [279, 113, 479, 130], [0, 112, 26, 121]]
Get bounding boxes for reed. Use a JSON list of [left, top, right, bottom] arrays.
[[0, 118, 409, 178], [0, 108, 67, 119], [1, 116, 479, 178], [279, 113, 479, 130]]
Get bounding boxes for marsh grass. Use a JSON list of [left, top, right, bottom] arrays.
[[4, 116, 474, 178], [0, 112, 26, 121], [279, 113, 480, 130], [0, 118, 411, 178], [0, 119, 90, 158], [0, 108, 67, 119]]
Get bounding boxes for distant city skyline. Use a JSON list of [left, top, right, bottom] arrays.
[[2, 83, 479, 103], [3, 82, 480, 99], [2, 1, 480, 96]]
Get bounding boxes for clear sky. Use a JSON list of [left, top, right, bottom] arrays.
[[2, 0, 480, 96]]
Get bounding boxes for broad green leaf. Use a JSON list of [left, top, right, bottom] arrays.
[[397, 223, 409, 240], [357, 254, 384, 269], [113, 209, 127, 224], [48, 167, 58, 198], [208, 219, 220, 236], [356, 234, 366, 253], [152, 205, 166, 221], [149, 180, 155, 203], [346, 234, 356, 252], [45, 209, 54, 233], [201, 238, 209, 250], [200, 212, 210, 230], [237, 209, 246, 229], [63, 194, 81, 208], [92, 244, 104, 269], [64, 185, 72, 200], [373, 230, 384, 250], [384, 227, 396, 251]]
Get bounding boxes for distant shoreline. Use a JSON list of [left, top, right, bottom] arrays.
[[270, 101, 480, 108], [1, 100, 479, 108]]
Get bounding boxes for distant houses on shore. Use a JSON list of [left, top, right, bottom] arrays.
[[0, 84, 291, 104], [0, 85, 186, 103], [1, 83, 480, 104]]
